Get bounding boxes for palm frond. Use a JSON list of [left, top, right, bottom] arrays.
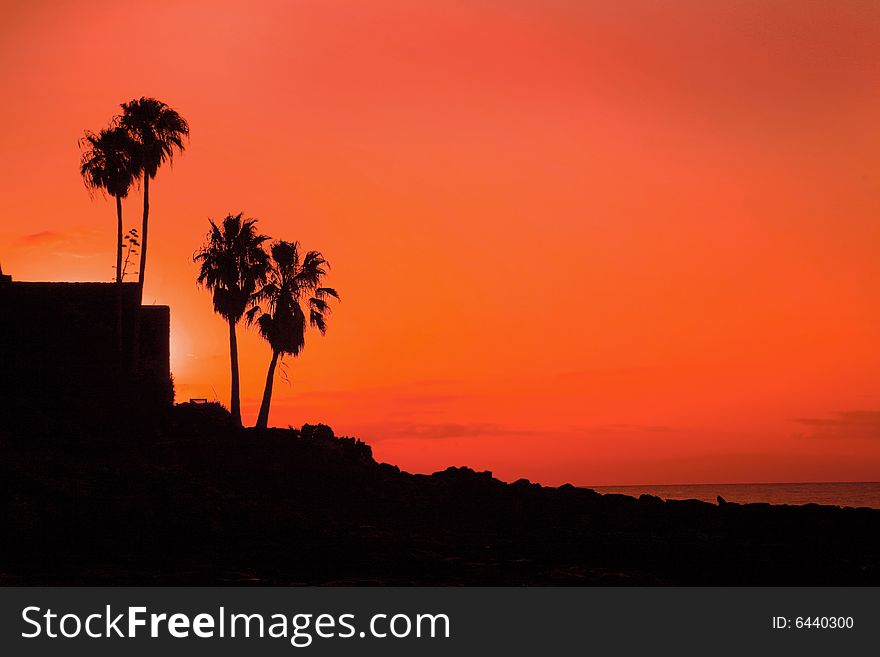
[[79, 126, 138, 199], [315, 287, 340, 300], [118, 97, 190, 178], [252, 239, 339, 354], [193, 213, 270, 322], [309, 308, 327, 334], [245, 305, 262, 326]]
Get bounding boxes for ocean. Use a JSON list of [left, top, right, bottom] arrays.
[[589, 481, 880, 509]]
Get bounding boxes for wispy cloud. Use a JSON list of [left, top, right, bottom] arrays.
[[356, 421, 539, 441], [599, 423, 677, 433], [18, 231, 62, 246], [359, 421, 679, 443], [16, 230, 103, 259], [793, 411, 880, 440], [297, 387, 466, 406], [555, 366, 657, 381]]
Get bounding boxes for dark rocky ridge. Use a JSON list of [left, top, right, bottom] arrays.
[[1, 404, 878, 585]]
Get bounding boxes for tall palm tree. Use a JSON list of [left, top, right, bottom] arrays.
[[194, 213, 270, 426], [118, 97, 190, 292], [248, 241, 339, 429], [79, 125, 138, 284], [79, 125, 138, 361]]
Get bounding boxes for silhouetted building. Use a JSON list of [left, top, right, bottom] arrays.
[[0, 272, 172, 439]]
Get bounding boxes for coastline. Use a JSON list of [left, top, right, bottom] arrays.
[[589, 482, 880, 509], [2, 412, 878, 585]]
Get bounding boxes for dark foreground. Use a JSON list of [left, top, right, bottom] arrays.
[[1, 406, 878, 585]]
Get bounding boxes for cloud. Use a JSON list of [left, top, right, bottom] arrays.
[[296, 380, 463, 404], [357, 421, 539, 441], [555, 366, 657, 381], [16, 230, 102, 259], [359, 421, 679, 443], [288, 383, 471, 419], [793, 411, 880, 440], [599, 423, 677, 433], [298, 388, 465, 406], [18, 231, 62, 246]]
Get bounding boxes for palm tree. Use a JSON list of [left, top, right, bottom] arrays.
[[194, 213, 270, 426], [79, 125, 138, 284], [249, 241, 339, 429], [79, 125, 138, 361], [118, 97, 190, 292]]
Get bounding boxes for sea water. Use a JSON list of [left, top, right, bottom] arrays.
[[589, 481, 880, 509]]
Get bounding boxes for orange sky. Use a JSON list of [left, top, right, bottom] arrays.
[[2, 0, 880, 485]]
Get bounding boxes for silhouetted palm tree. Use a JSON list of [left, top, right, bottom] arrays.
[[119, 97, 190, 291], [248, 241, 338, 429], [79, 125, 138, 361], [194, 213, 270, 426], [79, 126, 138, 284]]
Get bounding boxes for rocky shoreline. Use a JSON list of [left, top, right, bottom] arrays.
[[1, 407, 878, 585]]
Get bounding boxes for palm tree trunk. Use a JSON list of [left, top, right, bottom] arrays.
[[255, 350, 280, 429], [138, 173, 149, 291], [228, 318, 242, 427], [131, 173, 149, 373], [114, 195, 124, 365], [115, 195, 123, 285]]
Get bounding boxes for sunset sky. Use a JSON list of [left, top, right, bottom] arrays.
[[2, 0, 880, 485]]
